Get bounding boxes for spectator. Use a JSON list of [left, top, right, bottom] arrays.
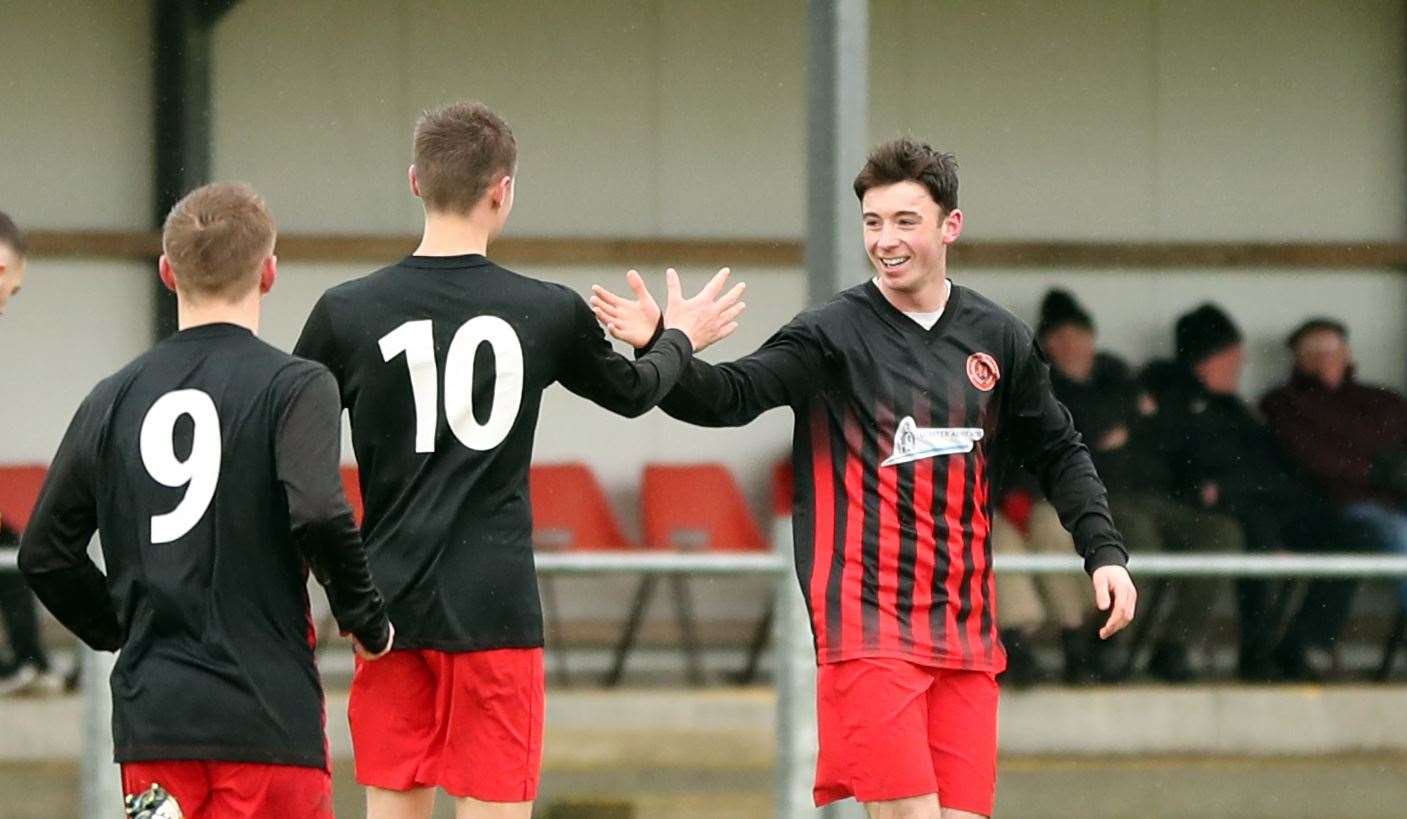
[[1034, 290, 1242, 682], [0, 210, 25, 316], [0, 519, 60, 695], [1262, 318, 1407, 656], [993, 481, 1096, 685], [1143, 303, 1349, 681]]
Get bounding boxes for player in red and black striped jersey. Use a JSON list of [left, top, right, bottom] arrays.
[[593, 139, 1136, 819]]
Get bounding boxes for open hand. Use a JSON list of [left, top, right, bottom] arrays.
[[661, 267, 746, 353], [591, 269, 661, 349], [1092, 565, 1136, 640]]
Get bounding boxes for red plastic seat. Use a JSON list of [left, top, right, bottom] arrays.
[[0, 465, 49, 532], [641, 463, 766, 552], [530, 463, 634, 551]]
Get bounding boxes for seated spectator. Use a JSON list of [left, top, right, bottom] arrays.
[[0, 518, 60, 695], [1144, 303, 1350, 681], [993, 482, 1097, 686], [1031, 290, 1242, 682], [1262, 318, 1407, 646]]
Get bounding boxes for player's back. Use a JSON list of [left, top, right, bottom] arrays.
[[296, 254, 692, 652], [81, 323, 332, 766]]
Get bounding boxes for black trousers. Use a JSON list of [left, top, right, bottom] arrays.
[[0, 568, 48, 672]]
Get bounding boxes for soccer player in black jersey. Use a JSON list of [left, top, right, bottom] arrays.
[[20, 184, 393, 819], [293, 102, 744, 819], [592, 139, 1137, 819]]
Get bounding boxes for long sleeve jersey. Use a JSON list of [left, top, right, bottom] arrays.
[[20, 323, 389, 768], [646, 281, 1125, 671]]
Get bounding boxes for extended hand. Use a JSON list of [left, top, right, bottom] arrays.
[[662, 267, 747, 352], [1092, 565, 1136, 640], [590, 269, 661, 350]]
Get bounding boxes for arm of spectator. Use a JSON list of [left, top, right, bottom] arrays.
[[1261, 392, 1374, 491]]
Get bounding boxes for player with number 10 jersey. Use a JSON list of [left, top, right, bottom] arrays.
[[293, 102, 743, 816]]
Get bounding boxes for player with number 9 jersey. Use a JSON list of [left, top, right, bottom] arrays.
[[20, 183, 392, 819]]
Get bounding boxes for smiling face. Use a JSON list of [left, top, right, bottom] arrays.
[[860, 181, 962, 306]]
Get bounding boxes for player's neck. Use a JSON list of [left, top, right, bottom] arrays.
[[415, 211, 494, 257], [880, 270, 950, 314], [176, 292, 260, 334]]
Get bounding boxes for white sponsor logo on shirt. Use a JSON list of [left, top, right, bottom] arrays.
[[881, 416, 984, 467]]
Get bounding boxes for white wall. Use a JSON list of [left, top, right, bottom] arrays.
[[0, 1, 152, 229], [0, 262, 152, 462]]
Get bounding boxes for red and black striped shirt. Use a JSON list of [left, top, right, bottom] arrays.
[[653, 280, 1127, 671]]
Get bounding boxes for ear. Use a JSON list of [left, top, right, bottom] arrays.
[[158, 255, 178, 293], [941, 208, 964, 244], [409, 164, 421, 198], [492, 174, 513, 209], [257, 255, 277, 295]]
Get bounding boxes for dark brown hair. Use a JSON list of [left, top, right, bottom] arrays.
[[413, 101, 518, 215], [0, 211, 26, 258], [853, 138, 959, 213], [161, 182, 276, 300]]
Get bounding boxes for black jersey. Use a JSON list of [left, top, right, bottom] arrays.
[[645, 281, 1126, 672], [294, 254, 693, 652], [19, 323, 389, 768]]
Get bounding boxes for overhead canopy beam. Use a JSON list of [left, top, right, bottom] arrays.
[[806, 0, 869, 306]]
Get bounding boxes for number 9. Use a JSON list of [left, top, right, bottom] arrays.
[[140, 389, 222, 544]]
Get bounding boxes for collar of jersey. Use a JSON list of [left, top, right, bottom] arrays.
[[862, 278, 962, 340], [400, 253, 492, 269], [167, 322, 254, 341]]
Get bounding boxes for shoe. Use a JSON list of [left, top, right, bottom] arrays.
[[1147, 641, 1196, 683], [0, 664, 38, 696], [1061, 628, 1099, 685], [998, 629, 1044, 689]]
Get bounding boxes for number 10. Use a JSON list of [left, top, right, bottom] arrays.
[[378, 317, 525, 453]]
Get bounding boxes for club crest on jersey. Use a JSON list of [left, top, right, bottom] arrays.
[[881, 417, 984, 467], [966, 352, 1000, 392]]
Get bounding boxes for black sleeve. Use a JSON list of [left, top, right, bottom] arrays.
[[638, 316, 825, 427], [292, 296, 344, 389], [275, 367, 392, 653], [18, 393, 122, 651], [1007, 334, 1128, 574], [556, 294, 695, 418]]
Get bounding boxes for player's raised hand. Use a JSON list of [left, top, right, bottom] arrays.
[[661, 267, 746, 353], [1092, 565, 1136, 640], [590, 269, 660, 349]]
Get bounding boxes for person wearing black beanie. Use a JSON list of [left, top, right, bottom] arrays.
[[1144, 303, 1350, 680], [996, 290, 1242, 683]]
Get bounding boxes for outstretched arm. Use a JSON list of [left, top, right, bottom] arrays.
[[593, 268, 824, 427], [560, 268, 744, 417]]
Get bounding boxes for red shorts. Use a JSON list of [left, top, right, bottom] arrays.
[[814, 657, 998, 815], [120, 760, 332, 819], [348, 647, 544, 802]]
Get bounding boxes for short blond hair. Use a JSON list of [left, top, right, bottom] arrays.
[[161, 182, 276, 300], [413, 101, 517, 215]]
